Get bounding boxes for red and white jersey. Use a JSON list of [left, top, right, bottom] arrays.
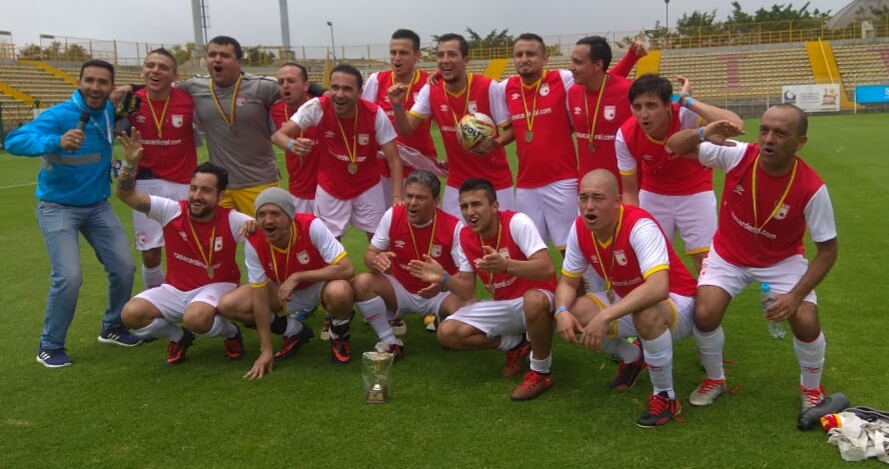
[[410, 74, 513, 190], [562, 205, 697, 298], [568, 76, 633, 188], [371, 206, 462, 294], [363, 70, 438, 178], [129, 88, 197, 184], [292, 96, 397, 200], [699, 142, 837, 268], [457, 211, 557, 301], [148, 196, 251, 291], [270, 101, 320, 200], [245, 214, 347, 289], [616, 104, 712, 195], [502, 70, 577, 188]]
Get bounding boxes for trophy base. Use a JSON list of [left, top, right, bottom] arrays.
[[365, 389, 388, 404]]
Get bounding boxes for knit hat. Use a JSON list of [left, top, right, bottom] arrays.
[[254, 187, 295, 220]]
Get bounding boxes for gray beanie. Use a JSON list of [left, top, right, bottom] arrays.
[[254, 187, 295, 220]]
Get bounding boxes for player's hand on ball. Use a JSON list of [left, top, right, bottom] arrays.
[[469, 138, 499, 156], [116, 127, 144, 165], [703, 120, 744, 146]]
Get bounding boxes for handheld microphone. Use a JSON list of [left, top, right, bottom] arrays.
[[76, 112, 90, 132]]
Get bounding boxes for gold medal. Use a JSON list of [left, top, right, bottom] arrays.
[[588, 142, 596, 153], [207, 266, 215, 279], [524, 131, 534, 143], [347, 162, 358, 175], [606, 289, 615, 304]]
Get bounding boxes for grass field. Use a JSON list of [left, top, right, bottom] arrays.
[[1, 113, 887, 468]]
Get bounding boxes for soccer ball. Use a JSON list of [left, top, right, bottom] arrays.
[[458, 113, 496, 151]]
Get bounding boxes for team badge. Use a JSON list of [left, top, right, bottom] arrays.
[[539, 83, 550, 96], [179, 231, 188, 242], [431, 244, 442, 258], [604, 106, 616, 121], [172, 115, 184, 128], [297, 250, 310, 264], [498, 248, 509, 259], [775, 204, 790, 220], [468, 101, 478, 114], [614, 250, 628, 266], [214, 236, 223, 252], [135, 232, 147, 247], [358, 134, 370, 146], [236, 95, 247, 107]]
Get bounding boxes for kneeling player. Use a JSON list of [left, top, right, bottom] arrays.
[[415, 179, 557, 401], [218, 188, 356, 378], [116, 133, 252, 365], [353, 171, 472, 359], [554, 170, 697, 427]]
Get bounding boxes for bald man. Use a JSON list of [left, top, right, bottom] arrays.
[[553, 169, 698, 427]]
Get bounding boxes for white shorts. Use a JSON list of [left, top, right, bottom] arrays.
[[515, 179, 578, 250], [442, 185, 515, 221], [134, 282, 237, 323], [314, 182, 385, 238], [444, 289, 554, 338], [698, 247, 818, 305], [383, 274, 449, 319], [586, 290, 694, 342], [281, 282, 323, 317], [639, 189, 717, 255], [582, 268, 606, 295], [380, 175, 393, 209], [133, 179, 189, 251], [290, 194, 314, 216]]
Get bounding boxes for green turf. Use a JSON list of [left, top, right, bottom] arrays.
[[1, 114, 887, 468]]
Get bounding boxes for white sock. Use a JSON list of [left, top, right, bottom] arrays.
[[202, 315, 238, 339], [141, 264, 164, 290], [602, 337, 642, 363], [794, 332, 826, 390], [694, 325, 726, 381], [530, 352, 552, 374], [356, 297, 397, 344], [135, 318, 182, 342], [498, 334, 522, 352], [642, 329, 674, 399], [283, 317, 304, 337]]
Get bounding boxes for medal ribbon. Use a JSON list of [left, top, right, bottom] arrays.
[[584, 75, 608, 148], [407, 212, 437, 261], [334, 110, 359, 168], [147, 95, 170, 139], [520, 72, 544, 133], [209, 74, 243, 132], [590, 205, 623, 297], [186, 215, 217, 275], [751, 154, 798, 232], [269, 222, 295, 285], [446, 73, 474, 128]]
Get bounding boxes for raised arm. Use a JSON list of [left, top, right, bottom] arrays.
[[675, 77, 744, 128], [388, 83, 425, 137], [115, 129, 152, 213], [666, 120, 744, 160]]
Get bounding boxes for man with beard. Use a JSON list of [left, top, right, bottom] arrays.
[[116, 131, 254, 366]]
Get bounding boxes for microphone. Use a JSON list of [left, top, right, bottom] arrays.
[[76, 112, 90, 132]]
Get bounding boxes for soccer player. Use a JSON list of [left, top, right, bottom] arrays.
[[353, 171, 472, 357], [413, 179, 558, 401], [616, 74, 744, 273], [568, 36, 634, 192], [217, 187, 356, 377], [116, 132, 252, 365], [389, 33, 514, 219], [177, 35, 282, 217], [128, 48, 198, 290], [272, 64, 403, 240], [667, 104, 838, 417], [4, 59, 141, 368], [362, 29, 440, 205], [269, 62, 320, 215], [554, 169, 697, 427]]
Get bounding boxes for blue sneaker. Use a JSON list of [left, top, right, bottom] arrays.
[[98, 326, 143, 347], [36, 348, 73, 368]]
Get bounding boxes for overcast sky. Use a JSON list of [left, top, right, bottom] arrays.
[[1, 0, 851, 58]]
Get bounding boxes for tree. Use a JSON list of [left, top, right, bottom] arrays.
[[18, 44, 43, 60], [676, 9, 720, 36], [167, 43, 195, 66], [17, 41, 92, 61], [430, 28, 514, 60], [243, 46, 276, 67]]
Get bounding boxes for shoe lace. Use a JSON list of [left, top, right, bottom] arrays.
[[647, 393, 671, 415], [521, 371, 544, 388], [801, 385, 826, 408], [615, 360, 639, 383], [697, 378, 725, 394]]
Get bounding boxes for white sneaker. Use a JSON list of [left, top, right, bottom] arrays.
[[389, 318, 407, 336], [689, 378, 725, 407]]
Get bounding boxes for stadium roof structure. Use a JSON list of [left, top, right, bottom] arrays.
[[827, 0, 889, 28]]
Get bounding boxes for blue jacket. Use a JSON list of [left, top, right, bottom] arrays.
[[4, 91, 116, 206]]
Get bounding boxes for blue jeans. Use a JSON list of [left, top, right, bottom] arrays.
[[36, 200, 135, 349]]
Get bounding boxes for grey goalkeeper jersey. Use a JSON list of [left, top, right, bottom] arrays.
[[180, 73, 280, 189]]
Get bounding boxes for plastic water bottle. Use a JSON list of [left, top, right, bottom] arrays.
[[761, 283, 787, 339]]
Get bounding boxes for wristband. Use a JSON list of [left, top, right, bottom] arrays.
[[392, 103, 404, 111], [287, 139, 295, 153], [441, 272, 450, 288], [554, 306, 569, 317], [121, 162, 137, 172], [698, 126, 706, 142], [684, 97, 696, 109]]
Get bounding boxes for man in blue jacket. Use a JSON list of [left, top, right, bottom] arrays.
[[4, 59, 142, 368]]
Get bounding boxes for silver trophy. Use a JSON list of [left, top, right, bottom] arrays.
[[362, 343, 395, 404]]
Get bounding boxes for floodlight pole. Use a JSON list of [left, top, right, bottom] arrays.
[[327, 21, 337, 62], [665, 0, 670, 49]]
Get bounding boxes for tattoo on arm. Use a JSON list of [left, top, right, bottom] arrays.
[[135, 203, 150, 214], [118, 177, 135, 192]]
